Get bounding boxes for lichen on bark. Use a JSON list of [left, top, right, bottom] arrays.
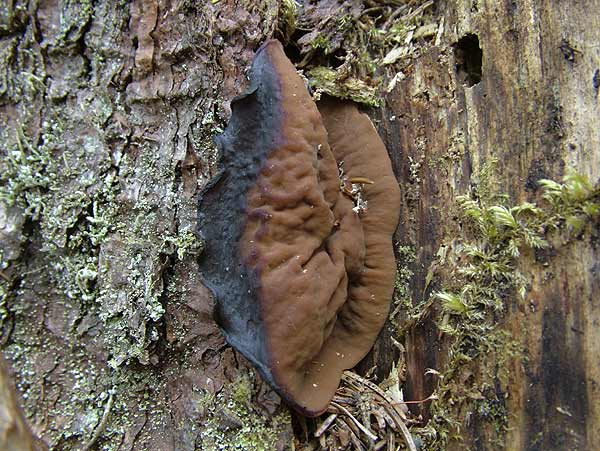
[[1, 0, 289, 449]]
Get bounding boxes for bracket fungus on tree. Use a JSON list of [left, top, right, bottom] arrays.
[[198, 40, 400, 416]]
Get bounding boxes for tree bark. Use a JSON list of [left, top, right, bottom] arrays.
[[0, 1, 598, 451], [1, 1, 292, 450]]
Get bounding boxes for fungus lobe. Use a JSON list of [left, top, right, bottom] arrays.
[[198, 40, 400, 416]]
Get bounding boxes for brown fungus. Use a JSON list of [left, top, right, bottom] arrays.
[[198, 40, 400, 416]]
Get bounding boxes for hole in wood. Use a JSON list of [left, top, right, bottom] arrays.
[[453, 33, 483, 87]]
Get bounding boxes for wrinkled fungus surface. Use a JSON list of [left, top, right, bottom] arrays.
[[198, 40, 400, 416]]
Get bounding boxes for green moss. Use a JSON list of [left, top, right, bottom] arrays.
[[300, 11, 385, 107], [295, 2, 438, 106], [308, 66, 382, 107], [198, 371, 291, 451], [407, 169, 599, 450], [390, 245, 416, 323], [162, 229, 204, 261], [309, 34, 332, 53], [538, 173, 600, 232], [231, 375, 253, 405], [278, 0, 297, 41]]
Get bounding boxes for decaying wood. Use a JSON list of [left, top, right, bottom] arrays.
[[379, 2, 600, 450]]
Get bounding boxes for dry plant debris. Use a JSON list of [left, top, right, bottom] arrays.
[[312, 371, 426, 451], [290, 0, 442, 105]]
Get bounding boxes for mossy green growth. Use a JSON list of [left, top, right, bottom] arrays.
[[296, 2, 438, 106], [308, 66, 382, 107], [538, 173, 600, 233], [411, 168, 599, 450], [309, 34, 332, 53], [391, 244, 416, 322], [198, 371, 291, 451], [278, 0, 297, 42], [0, 125, 53, 220], [162, 229, 204, 261]]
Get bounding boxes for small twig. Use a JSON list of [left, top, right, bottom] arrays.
[[404, 0, 434, 22], [331, 401, 378, 442], [387, 430, 395, 451], [374, 438, 387, 450], [381, 402, 416, 451], [383, 7, 409, 30], [342, 372, 403, 415], [392, 393, 438, 405], [372, 408, 386, 431], [336, 413, 362, 441], [315, 413, 338, 437], [362, 6, 385, 16], [342, 371, 417, 451], [348, 425, 366, 451], [376, 406, 396, 431], [81, 389, 115, 451], [0, 270, 10, 282]]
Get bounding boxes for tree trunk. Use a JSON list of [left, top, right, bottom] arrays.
[[0, 1, 598, 451]]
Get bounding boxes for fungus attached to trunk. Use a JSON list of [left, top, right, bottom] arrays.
[[198, 40, 400, 416]]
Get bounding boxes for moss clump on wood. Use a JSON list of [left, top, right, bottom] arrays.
[[406, 165, 599, 450], [277, 0, 297, 42], [391, 244, 416, 324], [308, 66, 382, 107], [292, 1, 440, 106], [198, 371, 291, 451]]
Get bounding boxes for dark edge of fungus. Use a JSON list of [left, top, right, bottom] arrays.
[[197, 41, 283, 384], [198, 40, 400, 417]]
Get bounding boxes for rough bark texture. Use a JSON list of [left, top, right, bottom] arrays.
[[1, 1, 291, 450], [0, 0, 599, 450]]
